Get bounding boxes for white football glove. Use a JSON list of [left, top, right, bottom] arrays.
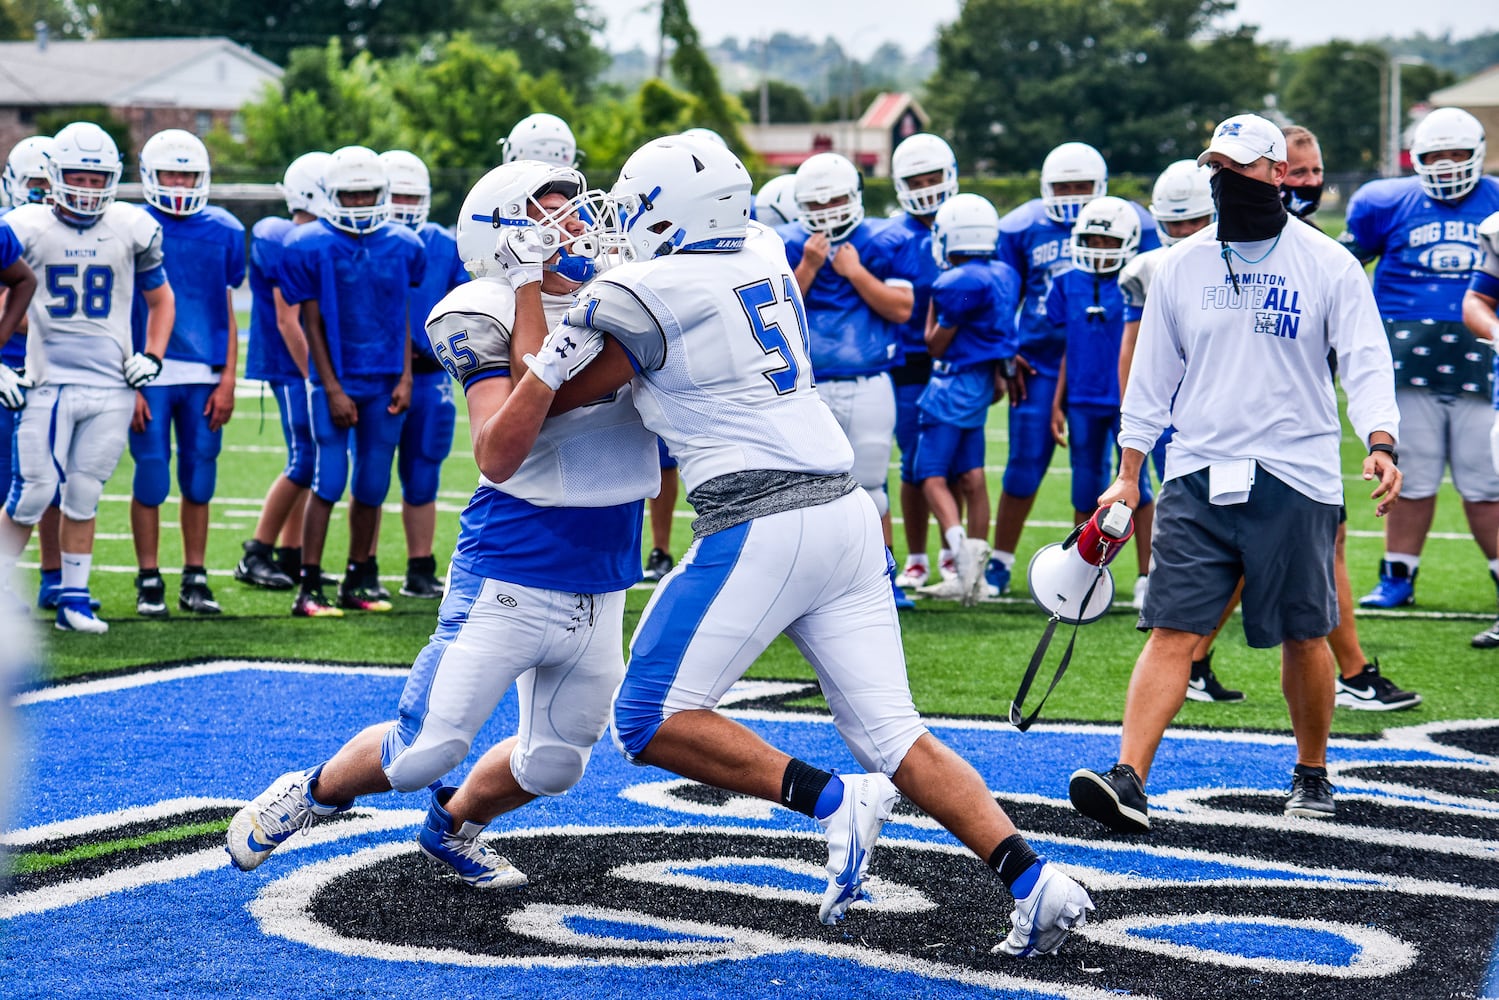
[[0, 364, 32, 410], [123, 351, 163, 389], [523, 323, 604, 391], [493, 227, 554, 289]]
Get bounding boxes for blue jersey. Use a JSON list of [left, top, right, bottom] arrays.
[[452, 487, 644, 592], [921, 257, 1020, 427], [130, 205, 245, 366], [996, 198, 1158, 378], [278, 220, 426, 383], [0, 208, 23, 367], [884, 212, 939, 357], [407, 222, 468, 362], [245, 216, 304, 382], [1047, 266, 1126, 410], [779, 219, 907, 378]]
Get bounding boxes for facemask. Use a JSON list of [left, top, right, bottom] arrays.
[[1211, 168, 1288, 242], [1280, 183, 1323, 220]]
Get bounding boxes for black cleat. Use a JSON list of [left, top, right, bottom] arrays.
[[642, 547, 674, 583], [179, 572, 222, 615], [135, 571, 170, 619], [235, 541, 294, 590], [400, 572, 444, 599]]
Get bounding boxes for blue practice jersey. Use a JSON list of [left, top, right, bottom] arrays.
[[0, 208, 24, 367], [779, 219, 908, 378], [131, 205, 245, 366], [407, 222, 468, 362], [884, 212, 939, 358], [278, 220, 426, 383], [996, 198, 1158, 378], [921, 257, 1020, 427], [452, 487, 645, 593], [245, 215, 303, 382], [1047, 266, 1127, 410]]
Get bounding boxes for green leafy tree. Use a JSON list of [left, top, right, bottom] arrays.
[[35, 105, 131, 160], [659, 0, 747, 151], [1279, 41, 1386, 171], [452, 0, 607, 99], [737, 80, 814, 124], [2, 0, 95, 40]]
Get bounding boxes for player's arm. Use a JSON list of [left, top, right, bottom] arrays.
[[832, 242, 913, 323], [388, 312, 412, 416], [301, 298, 355, 428], [1119, 319, 1140, 396], [1464, 214, 1499, 347], [926, 320, 957, 358], [1466, 288, 1499, 347], [793, 232, 828, 296], [0, 256, 36, 350], [272, 287, 309, 378], [140, 280, 174, 361], [205, 287, 237, 431], [1051, 356, 1069, 447]]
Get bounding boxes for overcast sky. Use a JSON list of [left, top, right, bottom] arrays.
[[603, 0, 1499, 57]]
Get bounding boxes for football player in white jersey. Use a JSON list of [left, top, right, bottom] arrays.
[[226, 160, 662, 888], [476, 135, 1094, 955], [0, 122, 173, 632]]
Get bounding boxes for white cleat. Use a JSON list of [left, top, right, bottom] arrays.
[[992, 859, 1095, 958], [957, 538, 992, 608], [894, 561, 929, 589], [225, 766, 345, 872], [55, 597, 108, 634], [817, 772, 900, 924]]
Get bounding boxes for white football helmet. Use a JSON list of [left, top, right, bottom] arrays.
[[1041, 141, 1108, 224], [794, 152, 864, 242], [754, 174, 799, 226], [931, 193, 1000, 269], [45, 121, 122, 222], [456, 160, 599, 279], [379, 149, 431, 227], [500, 112, 578, 167], [601, 136, 752, 262], [1070, 196, 1140, 275], [319, 145, 390, 234], [1149, 159, 1214, 246], [680, 127, 728, 147], [1411, 107, 1486, 202], [139, 129, 211, 216], [279, 151, 331, 217], [3, 135, 54, 206], [891, 133, 958, 216]]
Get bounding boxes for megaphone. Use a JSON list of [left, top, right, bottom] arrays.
[[1027, 501, 1136, 625]]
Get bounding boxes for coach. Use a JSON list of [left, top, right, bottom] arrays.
[[1068, 114, 1402, 832]]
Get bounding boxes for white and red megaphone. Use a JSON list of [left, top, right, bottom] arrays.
[[1027, 501, 1135, 624]]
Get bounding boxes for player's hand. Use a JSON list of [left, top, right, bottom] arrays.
[[123, 351, 162, 389], [830, 241, 862, 277], [803, 232, 831, 270], [524, 324, 605, 391], [1007, 354, 1035, 405], [1363, 451, 1402, 517], [1051, 407, 1068, 447], [327, 387, 358, 429], [131, 392, 151, 433], [388, 374, 412, 415], [493, 228, 551, 289], [0, 364, 31, 410], [204, 377, 235, 432]]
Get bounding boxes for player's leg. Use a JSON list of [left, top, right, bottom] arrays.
[[0, 386, 64, 598], [893, 380, 932, 586], [128, 385, 172, 618], [917, 422, 988, 604], [342, 389, 405, 611], [1361, 387, 1441, 607], [990, 370, 1060, 596], [643, 439, 678, 582], [394, 370, 454, 598], [1331, 516, 1421, 709], [1449, 395, 1499, 607], [55, 387, 135, 632], [238, 381, 305, 590], [175, 383, 224, 614], [295, 383, 350, 616]]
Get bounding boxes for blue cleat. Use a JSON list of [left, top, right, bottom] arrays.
[[38, 569, 99, 611], [817, 772, 900, 924], [1358, 559, 1415, 608], [984, 557, 1011, 598], [54, 589, 107, 633], [418, 786, 529, 889], [890, 567, 915, 609]]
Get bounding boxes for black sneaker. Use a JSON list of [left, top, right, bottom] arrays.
[[1473, 617, 1499, 649], [1335, 660, 1420, 711], [1068, 763, 1150, 833], [1285, 766, 1336, 818], [401, 572, 444, 599], [135, 571, 169, 619], [642, 547, 674, 583], [179, 571, 222, 615], [364, 558, 392, 601], [1185, 650, 1244, 703], [235, 541, 294, 590]]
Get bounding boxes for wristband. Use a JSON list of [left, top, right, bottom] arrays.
[[1368, 442, 1398, 465]]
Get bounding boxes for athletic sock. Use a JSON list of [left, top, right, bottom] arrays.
[[300, 564, 322, 592], [905, 553, 929, 568], [989, 833, 1041, 896], [60, 551, 92, 592], [1384, 552, 1419, 573], [944, 525, 967, 552], [780, 758, 837, 819], [993, 550, 1017, 570]]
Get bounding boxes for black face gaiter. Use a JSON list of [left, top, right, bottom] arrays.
[[1212, 168, 1288, 241], [1280, 182, 1323, 219]]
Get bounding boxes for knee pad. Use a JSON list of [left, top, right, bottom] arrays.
[[381, 719, 472, 793], [130, 426, 172, 508], [511, 742, 591, 798], [59, 469, 106, 522], [6, 476, 56, 526], [865, 483, 890, 517], [178, 452, 218, 506]]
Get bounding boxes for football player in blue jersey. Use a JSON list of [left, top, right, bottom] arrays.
[[885, 134, 960, 594], [988, 142, 1159, 597], [911, 193, 1017, 607], [779, 152, 915, 608], [234, 151, 329, 592], [373, 150, 469, 600], [0, 122, 174, 633], [127, 129, 245, 618], [1343, 108, 1499, 611], [1464, 206, 1499, 647], [0, 179, 38, 511], [277, 145, 426, 618], [227, 160, 661, 891]]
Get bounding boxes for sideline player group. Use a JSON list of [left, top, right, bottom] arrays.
[[2, 104, 1497, 960]]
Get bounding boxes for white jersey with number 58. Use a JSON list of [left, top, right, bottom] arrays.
[[564, 222, 854, 492]]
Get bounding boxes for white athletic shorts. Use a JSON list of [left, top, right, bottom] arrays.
[[816, 374, 896, 512], [1396, 388, 1499, 500], [10, 383, 133, 523]]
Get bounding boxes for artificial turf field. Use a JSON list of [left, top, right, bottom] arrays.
[[4, 347, 1499, 999]]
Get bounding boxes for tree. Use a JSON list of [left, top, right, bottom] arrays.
[[452, 0, 607, 99], [925, 0, 1272, 173], [659, 0, 748, 151], [1, 0, 94, 40], [1279, 42, 1385, 171], [736, 80, 814, 124]]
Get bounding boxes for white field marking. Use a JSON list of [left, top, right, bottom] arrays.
[[91, 493, 468, 515], [13, 660, 410, 706], [251, 830, 1152, 1000], [0, 805, 424, 920], [1077, 914, 1417, 979], [609, 855, 938, 916], [619, 778, 784, 822], [1, 796, 244, 846]]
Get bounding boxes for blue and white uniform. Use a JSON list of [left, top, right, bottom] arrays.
[[779, 219, 912, 514], [128, 204, 245, 508], [995, 198, 1158, 497], [246, 215, 315, 488], [915, 257, 1018, 482], [381, 280, 659, 796], [1342, 175, 1499, 500], [0, 201, 165, 525], [884, 212, 940, 486], [0, 208, 26, 502], [277, 219, 426, 506], [399, 221, 468, 508], [568, 222, 928, 776]]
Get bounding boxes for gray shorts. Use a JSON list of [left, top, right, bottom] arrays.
[[1141, 468, 1339, 648], [1397, 388, 1499, 501]]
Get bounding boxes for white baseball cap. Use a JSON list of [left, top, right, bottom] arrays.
[[1197, 114, 1288, 167]]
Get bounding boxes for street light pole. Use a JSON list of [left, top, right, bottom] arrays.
[[1387, 56, 1425, 178]]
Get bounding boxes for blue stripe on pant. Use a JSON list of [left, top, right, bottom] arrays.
[[272, 380, 315, 488], [613, 521, 751, 759]]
